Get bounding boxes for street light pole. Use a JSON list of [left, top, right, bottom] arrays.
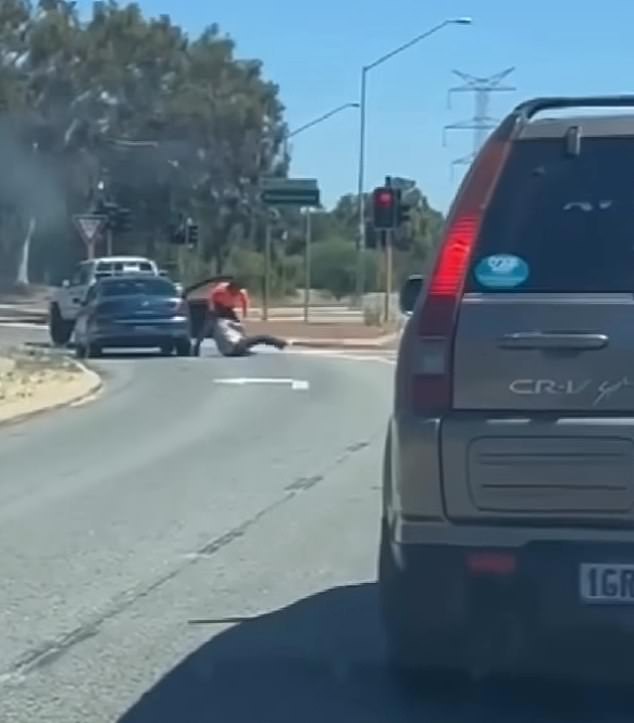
[[284, 101, 360, 158], [355, 16, 472, 305], [281, 101, 360, 322], [355, 68, 368, 305]]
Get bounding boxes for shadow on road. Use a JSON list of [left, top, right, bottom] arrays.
[[118, 582, 633, 723]]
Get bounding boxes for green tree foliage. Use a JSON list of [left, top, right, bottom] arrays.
[[302, 188, 443, 297], [0, 0, 443, 298], [0, 0, 286, 287]]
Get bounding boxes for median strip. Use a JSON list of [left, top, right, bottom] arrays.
[[0, 347, 101, 424]]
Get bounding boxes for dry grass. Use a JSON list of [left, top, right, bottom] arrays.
[[0, 347, 82, 405]]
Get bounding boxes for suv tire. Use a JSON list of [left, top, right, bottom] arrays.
[[379, 519, 464, 688]]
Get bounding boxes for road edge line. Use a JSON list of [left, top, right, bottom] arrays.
[[287, 332, 399, 351]]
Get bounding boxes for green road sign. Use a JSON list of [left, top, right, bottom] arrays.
[[260, 178, 320, 207]]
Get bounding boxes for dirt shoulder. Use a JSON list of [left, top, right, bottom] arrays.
[[0, 348, 101, 424]]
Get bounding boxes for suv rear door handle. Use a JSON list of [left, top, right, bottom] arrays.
[[498, 332, 609, 350]]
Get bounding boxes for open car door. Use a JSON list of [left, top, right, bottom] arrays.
[[183, 275, 234, 338]]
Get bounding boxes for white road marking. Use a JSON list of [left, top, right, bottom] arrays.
[[291, 380, 310, 390], [0, 321, 46, 330], [214, 377, 310, 390]]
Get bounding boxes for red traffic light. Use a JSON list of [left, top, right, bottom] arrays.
[[375, 190, 394, 207], [372, 186, 397, 229]]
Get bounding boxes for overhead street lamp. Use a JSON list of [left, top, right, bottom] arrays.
[[283, 101, 360, 157], [355, 16, 472, 304], [281, 101, 360, 322]]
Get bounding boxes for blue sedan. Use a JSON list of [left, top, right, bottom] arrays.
[[73, 275, 192, 358]]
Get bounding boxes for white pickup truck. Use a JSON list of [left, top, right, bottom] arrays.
[[49, 255, 161, 345]]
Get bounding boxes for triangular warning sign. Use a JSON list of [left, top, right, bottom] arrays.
[[74, 214, 105, 246]]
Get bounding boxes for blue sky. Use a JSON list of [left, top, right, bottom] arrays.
[[76, 1, 634, 212]]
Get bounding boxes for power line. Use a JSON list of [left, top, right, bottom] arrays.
[[443, 67, 516, 175]]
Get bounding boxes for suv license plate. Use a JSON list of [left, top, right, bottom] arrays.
[[580, 563, 634, 603]]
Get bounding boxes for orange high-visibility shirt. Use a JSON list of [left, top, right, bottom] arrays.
[[208, 282, 249, 317]]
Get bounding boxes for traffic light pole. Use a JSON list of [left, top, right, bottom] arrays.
[[376, 231, 385, 291], [106, 226, 113, 256], [384, 229, 393, 324]]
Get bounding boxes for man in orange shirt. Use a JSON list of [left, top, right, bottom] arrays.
[[193, 279, 249, 355]]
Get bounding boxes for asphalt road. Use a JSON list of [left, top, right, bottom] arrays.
[[0, 326, 631, 722]]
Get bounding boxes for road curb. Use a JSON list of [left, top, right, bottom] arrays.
[[0, 358, 103, 428], [287, 332, 399, 351]]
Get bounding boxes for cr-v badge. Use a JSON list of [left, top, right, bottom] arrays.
[[510, 377, 634, 406], [510, 379, 592, 396]]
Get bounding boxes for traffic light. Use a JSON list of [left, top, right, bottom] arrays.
[[185, 219, 199, 246], [115, 207, 133, 232], [395, 189, 412, 226], [168, 222, 185, 245], [169, 216, 198, 246], [372, 186, 397, 230], [94, 199, 117, 219], [94, 201, 133, 232]]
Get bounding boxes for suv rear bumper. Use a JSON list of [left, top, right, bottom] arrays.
[[387, 529, 634, 676], [394, 534, 634, 624]]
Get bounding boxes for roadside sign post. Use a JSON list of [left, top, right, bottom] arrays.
[[303, 209, 312, 323], [260, 178, 320, 207], [260, 178, 321, 322], [263, 221, 272, 322], [73, 214, 106, 260]]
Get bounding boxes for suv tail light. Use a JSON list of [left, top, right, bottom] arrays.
[[411, 135, 512, 414]]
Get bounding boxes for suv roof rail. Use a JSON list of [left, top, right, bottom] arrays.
[[514, 96, 634, 121]]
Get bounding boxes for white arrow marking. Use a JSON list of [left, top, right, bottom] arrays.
[[214, 377, 310, 390]]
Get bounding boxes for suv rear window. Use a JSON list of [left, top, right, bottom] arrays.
[[101, 278, 176, 297], [96, 261, 153, 274], [466, 137, 634, 293]]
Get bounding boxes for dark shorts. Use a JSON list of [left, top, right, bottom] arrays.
[[213, 304, 240, 323]]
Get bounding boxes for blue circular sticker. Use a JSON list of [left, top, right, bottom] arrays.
[[474, 254, 529, 289]]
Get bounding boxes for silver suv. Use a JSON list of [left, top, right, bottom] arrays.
[[380, 96, 634, 681]]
